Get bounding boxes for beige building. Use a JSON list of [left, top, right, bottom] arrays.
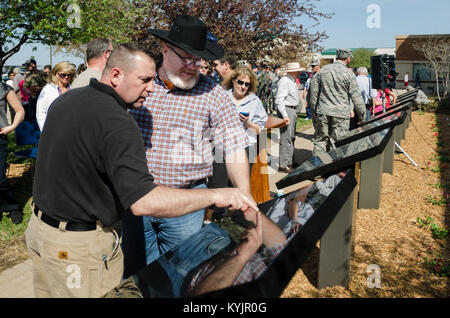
[[395, 34, 450, 95]]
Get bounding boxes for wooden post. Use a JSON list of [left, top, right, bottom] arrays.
[[250, 116, 288, 203]]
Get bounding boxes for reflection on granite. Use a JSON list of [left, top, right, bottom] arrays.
[[202, 169, 357, 297], [361, 102, 411, 126], [336, 110, 407, 147], [276, 128, 392, 189]]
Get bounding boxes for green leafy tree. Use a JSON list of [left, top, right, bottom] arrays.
[[348, 48, 375, 71], [133, 0, 332, 64], [0, 0, 153, 70], [0, 0, 72, 70]]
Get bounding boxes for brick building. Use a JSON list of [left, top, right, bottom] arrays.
[[395, 34, 450, 94]]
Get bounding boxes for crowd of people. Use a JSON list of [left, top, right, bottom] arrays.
[[0, 14, 404, 298]]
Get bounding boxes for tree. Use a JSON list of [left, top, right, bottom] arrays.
[[348, 48, 375, 71], [0, 0, 153, 70], [0, 0, 71, 70], [132, 0, 332, 64], [413, 36, 450, 100]]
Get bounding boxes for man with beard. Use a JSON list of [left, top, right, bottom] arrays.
[[26, 43, 257, 298], [124, 15, 254, 278]]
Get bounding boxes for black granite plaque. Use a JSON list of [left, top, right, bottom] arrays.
[[276, 128, 393, 189], [336, 110, 407, 147], [362, 102, 411, 126], [200, 169, 357, 297]]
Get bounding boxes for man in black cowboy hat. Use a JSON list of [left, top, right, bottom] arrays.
[[124, 15, 255, 278]]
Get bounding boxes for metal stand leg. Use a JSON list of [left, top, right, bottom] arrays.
[[318, 188, 356, 289], [394, 141, 418, 167]]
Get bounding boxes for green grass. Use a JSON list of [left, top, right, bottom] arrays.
[[0, 132, 34, 244], [296, 114, 313, 131], [0, 197, 32, 243]]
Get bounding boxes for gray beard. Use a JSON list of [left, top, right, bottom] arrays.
[[166, 69, 198, 90]]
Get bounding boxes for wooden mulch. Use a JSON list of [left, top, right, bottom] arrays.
[[281, 111, 449, 298]]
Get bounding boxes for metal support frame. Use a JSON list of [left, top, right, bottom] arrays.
[[318, 186, 356, 289]]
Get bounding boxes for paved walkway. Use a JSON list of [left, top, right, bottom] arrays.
[[0, 126, 316, 298]]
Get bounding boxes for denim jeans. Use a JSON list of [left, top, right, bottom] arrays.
[[122, 182, 207, 278], [365, 106, 371, 121], [305, 106, 312, 119], [0, 135, 21, 212], [136, 222, 231, 297]]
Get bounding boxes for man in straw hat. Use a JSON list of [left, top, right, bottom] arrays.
[[275, 62, 304, 173], [124, 15, 256, 278], [308, 48, 366, 156]]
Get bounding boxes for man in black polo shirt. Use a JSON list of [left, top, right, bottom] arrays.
[[25, 43, 258, 298]]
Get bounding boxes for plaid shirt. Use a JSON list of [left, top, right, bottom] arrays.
[[129, 74, 248, 187], [188, 235, 292, 293]]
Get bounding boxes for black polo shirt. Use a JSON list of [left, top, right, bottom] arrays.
[[33, 79, 156, 227]]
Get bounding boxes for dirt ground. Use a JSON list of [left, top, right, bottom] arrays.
[[281, 111, 449, 298]]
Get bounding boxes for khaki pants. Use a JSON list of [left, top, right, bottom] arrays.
[[25, 212, 123, 298]]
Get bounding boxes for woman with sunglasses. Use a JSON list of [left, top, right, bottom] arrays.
[[36, 61, 76, 130], [222, 66, 268, 168]]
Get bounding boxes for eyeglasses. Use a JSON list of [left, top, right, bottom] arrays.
[[200, 66, 208, 70], [58, 73, 72, 79], [167, 46, 201, 67], [236, 79, 250, 87]]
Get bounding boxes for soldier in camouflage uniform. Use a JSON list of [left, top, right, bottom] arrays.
[[308, 49, 365, 156], [256, 64, 273, 112], [23, 70, 48, 121]]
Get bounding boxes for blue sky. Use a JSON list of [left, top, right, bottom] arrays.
[[304, 0, 450, 49], [5, 0, 450, 68]]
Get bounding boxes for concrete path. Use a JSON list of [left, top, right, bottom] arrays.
[[0, 126, 316, 298], [0, 258, 35, 298]]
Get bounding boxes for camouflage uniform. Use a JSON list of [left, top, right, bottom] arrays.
[[23, 70, 48, 121], [23, 70, 48, 97], [257, 71, 272, 112], [308, 49, 365, 156]]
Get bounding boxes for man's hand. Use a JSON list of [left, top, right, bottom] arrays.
[[236, 211, 263, 262], [211, 188, 259, 213], [284, 117, 290, 126]]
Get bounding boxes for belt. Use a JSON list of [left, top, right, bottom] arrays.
[[286, 105, 297, 109], [34, 206, 97, 231], [182, 178, 207, 189]]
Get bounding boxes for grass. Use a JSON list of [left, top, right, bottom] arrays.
[[0, 131, 34, 271], [296, 113, 313, 131]]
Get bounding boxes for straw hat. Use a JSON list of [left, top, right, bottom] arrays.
[[285, 62, 305, 72]]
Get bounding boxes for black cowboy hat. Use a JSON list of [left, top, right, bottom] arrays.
[[148, 15, 224, 61]]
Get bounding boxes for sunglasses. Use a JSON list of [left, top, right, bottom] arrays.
[[167, 46, 201, 67], [236, 79, 250, 87], [58, 73, 72, 79]]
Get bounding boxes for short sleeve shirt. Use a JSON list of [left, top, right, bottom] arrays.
[[129, 74, 248, 188], [33, 79, 156, 227]]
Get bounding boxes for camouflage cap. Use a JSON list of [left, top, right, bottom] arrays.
[[336, 48, 353, 59], [310, 58, 321, 66], [24, 70, 48, 89]]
